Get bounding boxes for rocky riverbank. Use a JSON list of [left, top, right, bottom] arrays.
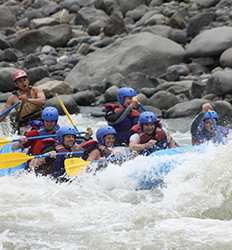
[[1, 0, 232, 122]]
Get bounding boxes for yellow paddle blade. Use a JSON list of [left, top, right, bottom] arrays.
[[0, 152, 34, 169], [0, 138, 12, 147], [64, 158, 90, 177]]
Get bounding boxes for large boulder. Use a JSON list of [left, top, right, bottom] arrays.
[[45, 94, 80, 114], [213, 100, 232, 124], [220, 48, 232, 68], [73, 90, 96, 105], [165, 98, 208, 118], [150, 90, 179, 110], [0, 6, 16, 29], [37, 80, 74, 98], [0, 67, 17, 92], [65, 32, 184, 90], [206, 69, 232, 95], [185, 27, 232, 58], [13, 24, 72, 53]]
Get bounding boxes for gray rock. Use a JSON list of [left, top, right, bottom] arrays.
[[87, 21, 102, 36], [45, 94, 80, 114], [31, 17, 59, 29], [149, 0, 163, 6], [206, 69, 232, 95], [187, 12, 215, 38], [73, 90, 96, 105], [165, 98, 208, 118], [0, 48, 17, 62], [186, 27, 232, 58], [0, 67, 17, 92], [93, 37, 115, 48], [0, 35, 10, 49], [191, 79, 207, 98], [150, 90, 179, 110], [94, 0, 118, 15], [126, 5, 148, 22], [140, 87, 156, 97], [40, 54, 57, 66], [62, 0, 81, 12], [0, 6, 16, 28], [23, 54, 42, 69], [14, 24, 72, 53], [65, 32, 184, 90], [16, 18, 30, 28], [41, 2, 60, 16], [37, 80, 73, 98], [188, 62, 209, 75], [24, 9, 44, 20], [126, 72, 157, 90], [165, 64, 189, 81], [27, 66, 49, 84], [103, 12, 126, 37], [220, 48, 232, 68], [117, 0, 147, 15], [75, 7, 110, 27], [168, 10, 186, 29], [213, 100, 232, 123], [103, 72, 126, 89], [41, 45, 57, 55], [104, 85, 118, 102], [192, 0, 220, 8]]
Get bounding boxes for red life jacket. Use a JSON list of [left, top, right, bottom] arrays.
[[24, 129, 56, 155], [131, 124, 167, 144]]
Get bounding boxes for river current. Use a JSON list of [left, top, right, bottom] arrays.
[[0, 111, 232, 250]]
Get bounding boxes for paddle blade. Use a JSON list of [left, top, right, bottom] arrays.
[[0, 139, 12, 147], [0, 152, 34, 169], [65, 158, 90, 177]]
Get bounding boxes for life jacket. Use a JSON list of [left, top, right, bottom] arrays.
[[132, 124, 168, 155], [24, 126, 57, 155], [104, 103, 140, 145]]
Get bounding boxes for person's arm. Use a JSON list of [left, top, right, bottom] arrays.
[[107, 104, 134, 125], [129, 133, 157, 152], [28, 87, 46, 106]]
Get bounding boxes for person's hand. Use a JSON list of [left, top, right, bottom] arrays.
[[48, 151, 57, 159], [18, 94, 28, 102], [19, 136, 28, 143], [85, 127, 93, 140], [131, 96, 140, 108], [145, 139, 157, 149]]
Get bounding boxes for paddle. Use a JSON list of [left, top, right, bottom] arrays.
[[56, 95, 80, 133], [0, 151, 84, 170], [65, 157, 91, 176], [0, 131, 87, 148], [0, 101, 21, 119]]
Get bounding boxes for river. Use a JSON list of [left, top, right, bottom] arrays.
[[0, 110, 232, 250]]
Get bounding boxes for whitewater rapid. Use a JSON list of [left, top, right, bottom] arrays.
[[0, 113, 232, 249]]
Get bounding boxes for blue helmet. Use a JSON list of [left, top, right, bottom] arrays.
[[57, 126, 77, 144], [96, 126, 117, 145], [117, 87, 137, 105], [42, 106, 59, 122], [203, 111, 218, 122], [139, 111, 157, 125]]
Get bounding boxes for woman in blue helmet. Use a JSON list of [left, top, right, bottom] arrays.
[[50, 126, 82, 179], [193, 111, 229, 145], [81, 125, 117, 161], [104, 87, 141, 146], [129, 111, 177, 155]]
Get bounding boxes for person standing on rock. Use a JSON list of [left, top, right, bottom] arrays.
[[104, 87, 141, 146], [191, 102, 214, 145], [0, 69, 46, 134]]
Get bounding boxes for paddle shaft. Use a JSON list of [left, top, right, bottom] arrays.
[[0, 101, 21, 118]]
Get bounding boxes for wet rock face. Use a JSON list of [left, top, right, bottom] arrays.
[[0, 0, 231, 116]]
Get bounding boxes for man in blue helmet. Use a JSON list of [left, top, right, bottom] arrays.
[[129, 111, 177, 155], [193, 111, 229, 145], [104, 87, 141, 146], [50, 126, 81, 179]]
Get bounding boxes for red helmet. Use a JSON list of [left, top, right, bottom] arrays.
[[12, 69, 27, 82]]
